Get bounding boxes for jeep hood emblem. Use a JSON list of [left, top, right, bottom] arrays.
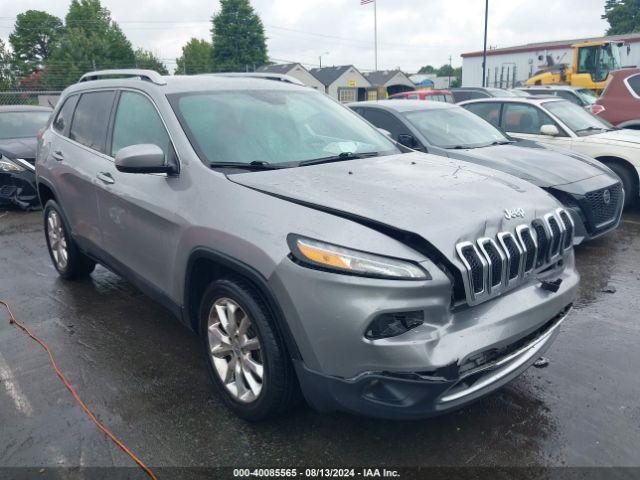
[[504, 208, 526, 220]]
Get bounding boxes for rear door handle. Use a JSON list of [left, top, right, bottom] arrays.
[[96, 172, 115, 185], [52, 150, 64, 161]]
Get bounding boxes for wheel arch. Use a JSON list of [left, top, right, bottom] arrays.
[[184, 248, 302, 361], [37, 179, 57, 206], [595, 155, 639, 201]]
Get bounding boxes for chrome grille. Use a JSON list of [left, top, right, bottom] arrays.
[[456, 209, 572, 306]]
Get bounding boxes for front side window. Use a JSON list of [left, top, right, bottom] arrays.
[[502, 103, 558, 135], [111, 91, 171, 158], [543, 100, 613, 136], [404, 106, 508, 149], [556, 90, 582, 106], [69, 91, 116, 152], [170, 90, 398, 166], [0, 110, 51, 140], [464, 102, 502, 127], [53, 96, 77, 134]]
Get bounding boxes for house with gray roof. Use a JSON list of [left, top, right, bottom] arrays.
[[309, 65, 373, 102], [362, 70, 415, 98], [255, 63, 324, 90]]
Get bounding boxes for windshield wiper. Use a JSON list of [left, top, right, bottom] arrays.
[[297, 151, 379, 167], [575, 126, 606, 133], [490, 140, 514, 145], [209, 160, 288, 171]]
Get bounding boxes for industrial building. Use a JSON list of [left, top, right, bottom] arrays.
[[461, 33, 640, 88]]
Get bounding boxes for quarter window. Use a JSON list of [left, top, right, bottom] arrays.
[[111, 91, 171, 158], [502, 103, 557, 135], [69, 91, 116, 152]]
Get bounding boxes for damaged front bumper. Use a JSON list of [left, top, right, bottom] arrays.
[[0, 166, 39, 210], [295, 305, 571, 420]]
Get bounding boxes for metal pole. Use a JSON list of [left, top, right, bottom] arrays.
[[374, 0, 378, 71], [482, 0, 488, 87], [319, 56, 322, 68], [448, 55, 452, 88]]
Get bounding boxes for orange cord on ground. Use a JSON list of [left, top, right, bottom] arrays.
[[0, 300, 158, 480]]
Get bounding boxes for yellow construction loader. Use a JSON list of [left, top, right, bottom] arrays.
[[526, 41, 624, 93]]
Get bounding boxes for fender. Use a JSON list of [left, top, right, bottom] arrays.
[[184, 247, 302, 360]]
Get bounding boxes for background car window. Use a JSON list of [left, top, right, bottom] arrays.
[[464, 102, 501, 127], [0, 111, 51, 140], [555, 90, 582, 105], [501, 103, 556, 134], [361, 109, 408, 138], [407, 94, 418, 99], [451, 91, 471, 102], [626, 74, 640, 97], [53, 96, 77, 134], [69, 91, 116, 153], [111, 91, 171, 158], [469, 91, 489, 99]]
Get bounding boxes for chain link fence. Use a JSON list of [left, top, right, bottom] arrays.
[[0, 91, 62, 108]]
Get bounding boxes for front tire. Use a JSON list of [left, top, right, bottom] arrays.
[[606, 163, 637, 207], [199, 277, 299, 421], [43, 200, 96, 279]]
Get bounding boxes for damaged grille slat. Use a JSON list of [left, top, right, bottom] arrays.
[[456, 209, 571, 306]]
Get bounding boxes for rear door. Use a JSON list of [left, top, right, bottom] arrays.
[[48, 90, 116, 250], [96, 89, 183, 296]]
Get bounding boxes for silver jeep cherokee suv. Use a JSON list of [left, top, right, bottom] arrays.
[[36, 69, 579, 420]]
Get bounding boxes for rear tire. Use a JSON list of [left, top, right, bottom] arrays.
[[606, 163, 637, 207], [43, 200, 96, 279], [199, 277, 299, 421]]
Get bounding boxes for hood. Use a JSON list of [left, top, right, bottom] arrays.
[[0, 137, 37, 160], [446, 141, 609, 188], [591, 128, 640, 145], [229, 152, 561, 262]]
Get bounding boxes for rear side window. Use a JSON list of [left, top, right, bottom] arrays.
[[53, 95, 78, 134], [69, 91, 116, 153], [627, 74, 640, 97], [464, 102, 502, 127], [111, 91, 171, 158], [555, 90, 581, 105]]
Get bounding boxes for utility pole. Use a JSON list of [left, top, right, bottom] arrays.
[[319, 52, 329, 68], [374, 0, 378, 71], [482, 0, 489, 87], [448, 55, 452, 88]]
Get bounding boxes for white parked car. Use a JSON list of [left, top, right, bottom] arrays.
[[461, 97, 639, 206]]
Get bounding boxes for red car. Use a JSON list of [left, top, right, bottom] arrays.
[[593, 68, 640, 129], [389, 89, 454, 103]]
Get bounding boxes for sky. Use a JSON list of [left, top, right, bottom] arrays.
[[0, 0, 611, 73]]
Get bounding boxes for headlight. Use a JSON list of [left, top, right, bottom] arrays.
[[288, 235, 429, 280], [0, 158, 25, 173]]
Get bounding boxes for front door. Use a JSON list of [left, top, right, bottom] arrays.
[[501, 102, 573, 150]]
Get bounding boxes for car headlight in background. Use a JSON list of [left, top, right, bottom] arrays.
[[0, 158, 25, 173], [288, 235, 429, 280]]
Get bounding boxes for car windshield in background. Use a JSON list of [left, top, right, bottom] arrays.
[[487, 88, 517, 97], [575, 88, 598, 105], [170, 90, 399, 167], [0, 111, 50, 140], [544, 100, 613, 135], [404, 107, 509, 149]]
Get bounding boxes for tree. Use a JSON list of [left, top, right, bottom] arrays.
[[44, 0, 135, 88], [436, 64, 455, 77], [134, 49, 168, 74], [9, 10, 64, 78], [0, 39, 14, 90], [418, 65, 435, 74], [175, 38, 213, 74], [603, 0, 640, 35], [211, 0, 268, 72]]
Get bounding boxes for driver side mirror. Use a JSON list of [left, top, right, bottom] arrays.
[[540, 124, 560, 137], [115, 144, 176, 174], [397, 134, 420, 149]]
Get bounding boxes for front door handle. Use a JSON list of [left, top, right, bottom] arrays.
[[52, 150, 64, 161], [96, 172, 115, 185]]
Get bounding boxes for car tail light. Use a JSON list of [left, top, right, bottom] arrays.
[[589, 104, 606, 115]]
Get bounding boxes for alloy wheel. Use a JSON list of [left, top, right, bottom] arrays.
[[207, 297, 264, 403], [47, 210, 68, 271]]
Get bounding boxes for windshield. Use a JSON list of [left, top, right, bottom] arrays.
[[170, 90, 399, 166], [404, 106, 509, 149], [575, 88, 598, 105], [0, 111, 50, 140], [543, 100, 613, 135]]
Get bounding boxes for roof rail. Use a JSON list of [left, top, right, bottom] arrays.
[[78, 69, 167, 85], [207, 72, 305, 86]]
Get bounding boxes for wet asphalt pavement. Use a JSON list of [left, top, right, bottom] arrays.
[[0, 207, 639, 475]]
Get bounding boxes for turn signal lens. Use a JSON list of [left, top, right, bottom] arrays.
[[289, 235, 429, 280]]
